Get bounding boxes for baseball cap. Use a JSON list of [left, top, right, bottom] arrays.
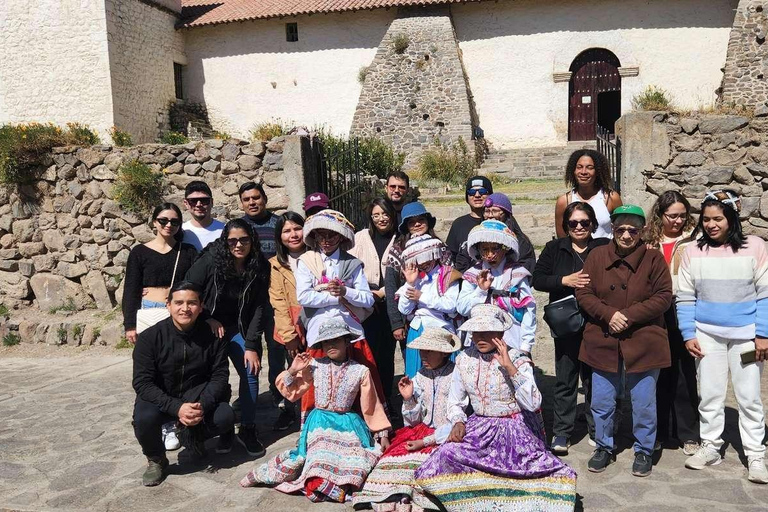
[[610, 204, 646, 222], [303, 192, 330, 211]]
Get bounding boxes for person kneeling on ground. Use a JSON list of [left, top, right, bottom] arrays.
[[132, 281, 234, 487]]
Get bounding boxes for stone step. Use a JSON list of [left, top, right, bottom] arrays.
[[481, 141, 597, 179]]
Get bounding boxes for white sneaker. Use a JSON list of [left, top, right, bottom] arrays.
[[748, 457, 768, 484], [162, 422, 181, 451], [685, 444, 722, 470], [588, 437, 596, 447]]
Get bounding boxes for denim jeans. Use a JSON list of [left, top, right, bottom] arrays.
[[141, 299, 166, 309], [592, 364, 660, 455], [227, 331, 259, 426]]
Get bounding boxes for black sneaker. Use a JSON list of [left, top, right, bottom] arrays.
[[215, 428, 235, 454], [588, 449, 614, 473], [237, 425, 266, 457], [273, 409, 296, 431], [142, 456, 169, 486], [632, 452, 653, 477], [550, 436, 570, 455], [177, 426, 207, 458]]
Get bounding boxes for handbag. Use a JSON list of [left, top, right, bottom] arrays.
[[135, 246, 181, 334], [543, 295, 584, 338]]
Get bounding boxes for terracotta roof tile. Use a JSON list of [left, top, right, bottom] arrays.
[[180, 0, 478, 28]]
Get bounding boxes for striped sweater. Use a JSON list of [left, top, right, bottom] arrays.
[[676, 235, 768, 341]]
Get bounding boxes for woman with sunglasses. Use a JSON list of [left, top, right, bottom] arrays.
[[532, 202, 608, 454], [576, 205, 673, 477], [644, 191, 700, 456], [185, 218, 271, 458], [123, 203, 198, 345]]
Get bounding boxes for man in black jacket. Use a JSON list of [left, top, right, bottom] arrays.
[[132, 281, 233, 487]]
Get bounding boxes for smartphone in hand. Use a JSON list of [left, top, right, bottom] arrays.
[[741, 349, 757, 365]]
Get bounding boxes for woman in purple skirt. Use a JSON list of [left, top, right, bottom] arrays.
[[415, 304, 577, 511]]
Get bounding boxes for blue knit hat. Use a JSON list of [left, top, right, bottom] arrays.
[[398, 201, 436, 234], [467, 220, 519, 261]]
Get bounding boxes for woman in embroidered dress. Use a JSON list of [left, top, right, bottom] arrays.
[[396, 233, 461, 378], [415, 304, 577, 512], [240, 318, 391, 502], [457, 220, 537, 356], [353, 328, 459, 511]]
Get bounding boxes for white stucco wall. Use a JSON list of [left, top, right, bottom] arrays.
[[106, 0, 186, 143], [183, 11, 395, 138], [0, 0, 114, 136], [453, 0, 737, 149]]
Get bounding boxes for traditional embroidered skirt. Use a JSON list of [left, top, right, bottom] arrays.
[[246, 408, 382, 499], [353, 423, 440, 511], [415, 413, 577, 512]]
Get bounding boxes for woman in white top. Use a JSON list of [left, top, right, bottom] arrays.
[[555, 149, 622, 239]]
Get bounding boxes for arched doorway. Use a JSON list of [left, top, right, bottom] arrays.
[[568, 48, 621, 141]]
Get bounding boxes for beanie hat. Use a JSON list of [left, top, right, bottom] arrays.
[[484, 193, 513, 216], [704, 189, 741, 213], [465, 175, 493, 199], [467, 220, 519, 261], [303, 209, 356, 251], [401, 234, 449, 266], [398, 201, 437, 234]]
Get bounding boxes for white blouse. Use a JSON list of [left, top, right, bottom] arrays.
[[401, 362, 455, 446]]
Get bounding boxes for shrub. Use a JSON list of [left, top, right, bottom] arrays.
[[109, 127, 133, 147], [159, 131, 189, 144], [416, 137, 475, 187], [358, 66, 369, 85], [250, 119, 291, 141], [66, 122, 100, 145], [632, 85, 673, 111], [211, 131, 231, 140], [57, 326, 68, 344], [115, 337, 133, 349], [112, 160, 165, 215], [392, 33, 410, 54], [2, 333, 20, 347], [315, 130, 405, 180], [0, 303, 8, 317]]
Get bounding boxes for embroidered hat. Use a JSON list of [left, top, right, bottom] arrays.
[[311, 317, 361, 347], [406, 327, 461, 353], [303, 192, 330, 211], [610, 204, 646, 223], [704, 189, 741, 213], [484, 193, 513, 216], [304, 209, 356, 251], [467, 220, 519, 261], [398, 201, 437, 234], [458, 304, 514, 333], [401, 234, 449, 266]]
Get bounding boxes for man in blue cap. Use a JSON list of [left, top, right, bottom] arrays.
[[446, 175, 493, 272]]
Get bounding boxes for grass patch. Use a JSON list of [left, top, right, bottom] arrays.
[[211, 131, 231, 140], [72, 323, 84, 340], [93, 326, 102, 339], [358, 66, 369, 85], [2, 333, 21, 347], [0, 303, 8, 317], [415, 137, 475, 187], [250, 119, 292, 141], [632, 85, 673, 111], [66, 122, 100, 145], [56, 326, 68, 344], [392, 33, 410, 54], [109, 127, 133, 147], [115, 337, 133, 349], [159, 131, 189, 145], [112, 160, 165, 215], [49, 297, 77, 314]]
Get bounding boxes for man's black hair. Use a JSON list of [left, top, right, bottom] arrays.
[[238, 181, 268, 203], [184, 180, 213, 198], [168, 281, 203, 301]]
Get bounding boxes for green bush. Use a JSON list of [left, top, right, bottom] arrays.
[[316, 130, 404, 180], [0, 303, 8, 317], [416, 137, 475, 187], [112, 160, 165, 215], [211, 131, 231, 140], [66, 122, 100, 145], [159, 131, 189, 145], [392, 33, 410, 54], [109, 127, 133, 147], [2, 333, 20, 347], [250, 119, 291, 141], [115, 337, 133, 349], [632, 85, 673, 111], [358, 66, 369, 84]]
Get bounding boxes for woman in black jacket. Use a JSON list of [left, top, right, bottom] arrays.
[[532, 201, 608, 454], [185, 218, 270, 457]]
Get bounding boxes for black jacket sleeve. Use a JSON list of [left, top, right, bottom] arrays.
[[123, 247, 144, 330], [243, 287, 267, 351], [132, 328, 184, 416], [532, 240, 566, 294], [454, 245, 474, 273], [385, 266, 405, 331], [198, 334, 231, 414], [509, 217, 536, 275]]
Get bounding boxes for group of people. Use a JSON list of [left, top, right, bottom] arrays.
[[128, 149, 768, 511]]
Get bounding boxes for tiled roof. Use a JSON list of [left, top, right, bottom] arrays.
[[180, 0, 478, 28]]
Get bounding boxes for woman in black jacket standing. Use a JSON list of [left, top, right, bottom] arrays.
[[185, 218, 270, 458], [532, 201, 608, 454]]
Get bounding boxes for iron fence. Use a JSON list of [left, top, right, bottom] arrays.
[[596, 125, 621, 193]]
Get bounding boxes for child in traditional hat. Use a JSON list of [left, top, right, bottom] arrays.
[[416, 304, 577, 512], [354, 327, 459, 511], [240, 318, 391, 502], [457, 219, 537, 355], [396, 233, 461, 377], [295, 209, 386, 417]]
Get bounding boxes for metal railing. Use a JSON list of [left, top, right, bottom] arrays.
[[312, 137, 366, 229], [596, 125, 621, 193]]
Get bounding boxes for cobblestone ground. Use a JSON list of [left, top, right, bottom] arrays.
[[2, 304, 768, 511]]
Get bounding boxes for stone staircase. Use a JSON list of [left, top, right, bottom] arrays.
[[479, 141, 596, 180]]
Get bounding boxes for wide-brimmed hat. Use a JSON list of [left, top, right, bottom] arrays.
[[304, 209, 356, 251], [484, 193, 513, 215], [401, 234, 448, 266], [458, 304, 514, 333], [398, 202, 436, 234], [704, 189, 741, 213], [407, 328, 461, 353], [310, 317, 361, 347], [467, 220, 519, 261]]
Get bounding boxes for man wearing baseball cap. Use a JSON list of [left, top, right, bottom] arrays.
[[446, 175, 493, 272], [303, 192, 330, 217]]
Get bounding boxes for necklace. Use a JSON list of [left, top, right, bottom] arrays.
[[572, 244, 587, 264]]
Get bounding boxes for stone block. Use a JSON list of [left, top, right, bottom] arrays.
[[0, 233, 13, 248], [31, 254, 56, 272], [221, 181, 239, 196], [91, 165, 116, 180], [220, 161, 239, 175], [206, 139, 224, 149], [672, 151, 706, 167], [0, 260, 18, 272], [18, 242, 46, 258], [184, 163, 202, 176], [113, 249, 130, 267], [646, 178, 679, 195], [45, 322, 67, 345], [30, 274, 89, 311], [703, 166, 735, 184], [712, 148, 747, 166], [734, 165, 756, 185], [165, 162, 183, 174], [42, 230, 66, 252], [103, 153, 124, 171], [237, 155, 260, 171], [102, 200, 122, 219], [92, 229, 110, 245], [18, 260, 34, 277], [58, 164, 77, 180], [221, 143, 240, 161], [694, 116, 748, 135], [0, 271, 30, 299], [741, 196, 761, 218], [761, 190, 768, 219], [77, 148, 105, 168], [202, 159, 220, 172], [242, 142, 266, 157], [12, 219, 37, 243], [266, 137, 285, 152], [263, 170, 286, 188], [680, 118, 699, 134], [262, 151, 283, 169], [131, 224, 154, 243], [99, 323, 124, 347], [56, 261, 88, 279], [18, 320, 38, 343], [83, 270, 113, 311], [81, 324, 95, 346]]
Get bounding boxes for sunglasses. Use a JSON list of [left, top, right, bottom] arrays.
[[614, 227, 640, 237], [155, 217, 181, 227], [186, 197, 211, 206], [467, 188, 489, 197], [568, 220, 592, 229], [226, 237, 252, 247]]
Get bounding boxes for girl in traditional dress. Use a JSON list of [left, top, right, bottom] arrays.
[[240, 318, 391, 502], [353, 328, 459, 511], [457, 219, 537, 355], [396, 234, 461, 378], [416, 304, 577, 512]]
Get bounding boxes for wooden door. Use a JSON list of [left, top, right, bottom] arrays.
[[568, 49, 621, 141]]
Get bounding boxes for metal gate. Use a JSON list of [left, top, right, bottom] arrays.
[[569, 48, 622, 141], [311, 137, 367, 229], [596, 125, 621, 193]]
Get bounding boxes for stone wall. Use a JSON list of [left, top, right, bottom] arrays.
[[617, 111, 768, 239], [721, 0, 768, 107], [106, 0, 186, 142], [349, 7, 475, 167], [0, 136, 303, 320]]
